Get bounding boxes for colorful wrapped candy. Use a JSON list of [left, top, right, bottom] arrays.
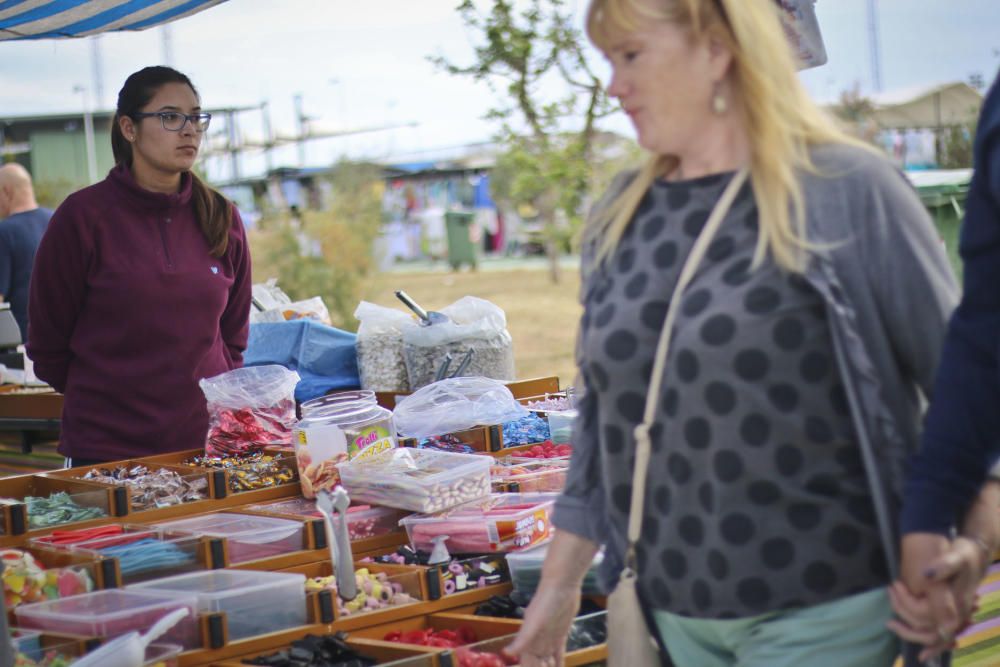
[[1, 548, 93, 609], [305, 567, 418, 617], [199, 365, 300, 457]]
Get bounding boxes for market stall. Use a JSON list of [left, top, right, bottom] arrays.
[[0, 350, 601, 667]]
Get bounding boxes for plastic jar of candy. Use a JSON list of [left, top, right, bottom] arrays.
[[300, 390, 376, 418], [294, 399, 397, 498]]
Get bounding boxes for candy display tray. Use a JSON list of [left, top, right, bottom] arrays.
[[137, 448, 300, 500], [0, 475, 118, 539], [440, 611, 607, 667], [3, 543, 115, 602], [490, 459, 568, 493], [130, 569, 308, 642], [505, 541, 605, 597], [240, 499, 410, 555], [355, 545, 512, 606], [345, 611, 523, 648], [398, 425, 502, 454], [266, 559, 425, 630], [43, 461, 213, 518], [150, 512, 309, 565], [211, 632, 444, 667], [30, 524, 215, 586], [374, 375, 561, 411], [400, 493, 556, 555], [10, 629, 98, 664], [337, 449, 492, 514], [14, 588, 201, 649]]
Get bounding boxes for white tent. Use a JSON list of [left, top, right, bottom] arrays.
[[870, 81, 983, 130]]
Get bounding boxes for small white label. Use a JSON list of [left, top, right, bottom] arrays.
[[297, 422, 348, 460]]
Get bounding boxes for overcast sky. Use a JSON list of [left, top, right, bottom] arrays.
[[2, 0, 998, 180]]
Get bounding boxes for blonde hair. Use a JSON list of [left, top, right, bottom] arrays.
[[586, 0, 873, 272]]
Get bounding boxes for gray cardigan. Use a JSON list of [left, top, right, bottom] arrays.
[[553, 142, 959, 591]]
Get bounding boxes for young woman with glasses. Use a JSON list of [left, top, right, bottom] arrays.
[[27, 66, 252, 466]]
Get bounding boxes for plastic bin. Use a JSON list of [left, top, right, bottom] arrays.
[[337, 449, 491, 513], [145, 644, 183, 667], [445, 210, 477, 270], [14, 589, 199, 648], [131, 570, 307, 640], [31, 524, 204, 585], [505, 541, 604, 596], [546, 409, 578, 443], [152, 513, 305, 564], [247, 499, 406, 541], [491, 460, 568, 493], [400, 493, 556, 554]]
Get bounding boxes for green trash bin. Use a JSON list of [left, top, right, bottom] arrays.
[[445, 211, 477, 270], [909, 170, 971, 277]]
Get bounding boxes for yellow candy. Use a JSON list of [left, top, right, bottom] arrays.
[[7, 574, 25, 594]]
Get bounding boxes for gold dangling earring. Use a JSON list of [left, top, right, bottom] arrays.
[[712, 82, 727, 115]]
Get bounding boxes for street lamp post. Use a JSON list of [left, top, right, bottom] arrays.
[[73, 85, 99, 185]]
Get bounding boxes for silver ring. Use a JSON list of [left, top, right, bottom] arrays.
[[938, 627, 953, 643]]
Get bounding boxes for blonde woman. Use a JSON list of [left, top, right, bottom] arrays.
[[506, 1, 967, 666]]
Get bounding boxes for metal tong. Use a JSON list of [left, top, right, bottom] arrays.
[[315, 486, 357, 601], [434, 348, 475, 382]]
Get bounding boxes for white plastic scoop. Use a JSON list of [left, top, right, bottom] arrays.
[[71, 607, 189, 667]]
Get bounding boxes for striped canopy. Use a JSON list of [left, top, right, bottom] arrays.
[[0, 0, 230, 41]]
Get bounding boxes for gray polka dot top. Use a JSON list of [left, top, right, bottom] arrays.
[[577, 171, 886, 618]]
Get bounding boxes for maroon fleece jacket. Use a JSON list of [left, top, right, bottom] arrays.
[[27, 164, 252, 461]]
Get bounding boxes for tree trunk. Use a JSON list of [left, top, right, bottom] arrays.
[[543, 221, 561, 284]]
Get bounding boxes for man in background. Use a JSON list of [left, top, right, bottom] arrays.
[[0, 164, 53, 341]]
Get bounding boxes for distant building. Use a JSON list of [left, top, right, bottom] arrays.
[[0, 111, 116, 200]]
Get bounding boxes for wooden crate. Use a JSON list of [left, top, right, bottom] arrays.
[[354, 545, 511, 604], [42, 460, 215, 519], [376, 377, 561, 411], [232, 500, 410, 557], [210, 634, 442, 667], [0, 475, 120, 543]]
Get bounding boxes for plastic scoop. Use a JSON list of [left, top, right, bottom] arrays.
[[70, 607, 189, 667], [395, 290, 449, 326], [428, 534, 452, 565]]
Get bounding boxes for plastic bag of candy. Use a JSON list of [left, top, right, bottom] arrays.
[[199, 364, 301, 456]]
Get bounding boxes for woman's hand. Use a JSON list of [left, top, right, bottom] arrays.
[[890, 482, 1000, 661], [505, 530, 598, 667], [506, 582, 581, 667]]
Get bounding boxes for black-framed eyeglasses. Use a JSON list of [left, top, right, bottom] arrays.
[[131, 111, 212, 132]]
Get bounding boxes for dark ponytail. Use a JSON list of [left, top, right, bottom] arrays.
[[113, 66, 232, 258]]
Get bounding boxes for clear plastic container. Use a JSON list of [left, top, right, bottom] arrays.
[[491, 460, 569, 493], [152, 513, 305, 564], [10, 629, 44, 660], [294, 399, 398, 499], [145, 644, 183, 667], [400, 493, 557, 554], [505, 541, 605, 596], [546, 409, 578, 443], [14, 589, 200, 648], [130, 570, 307, 640], [24, 489, 110, 530], [300, 390, 376, 417], [245, 499, 405, 541], [337, 448, 491, 513], [31, 524, 204, 585]]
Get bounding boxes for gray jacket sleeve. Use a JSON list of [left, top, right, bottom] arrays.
[[550, 333, 608, 545], [856, 155, 959, 396], [551, 172, 637, 545]]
